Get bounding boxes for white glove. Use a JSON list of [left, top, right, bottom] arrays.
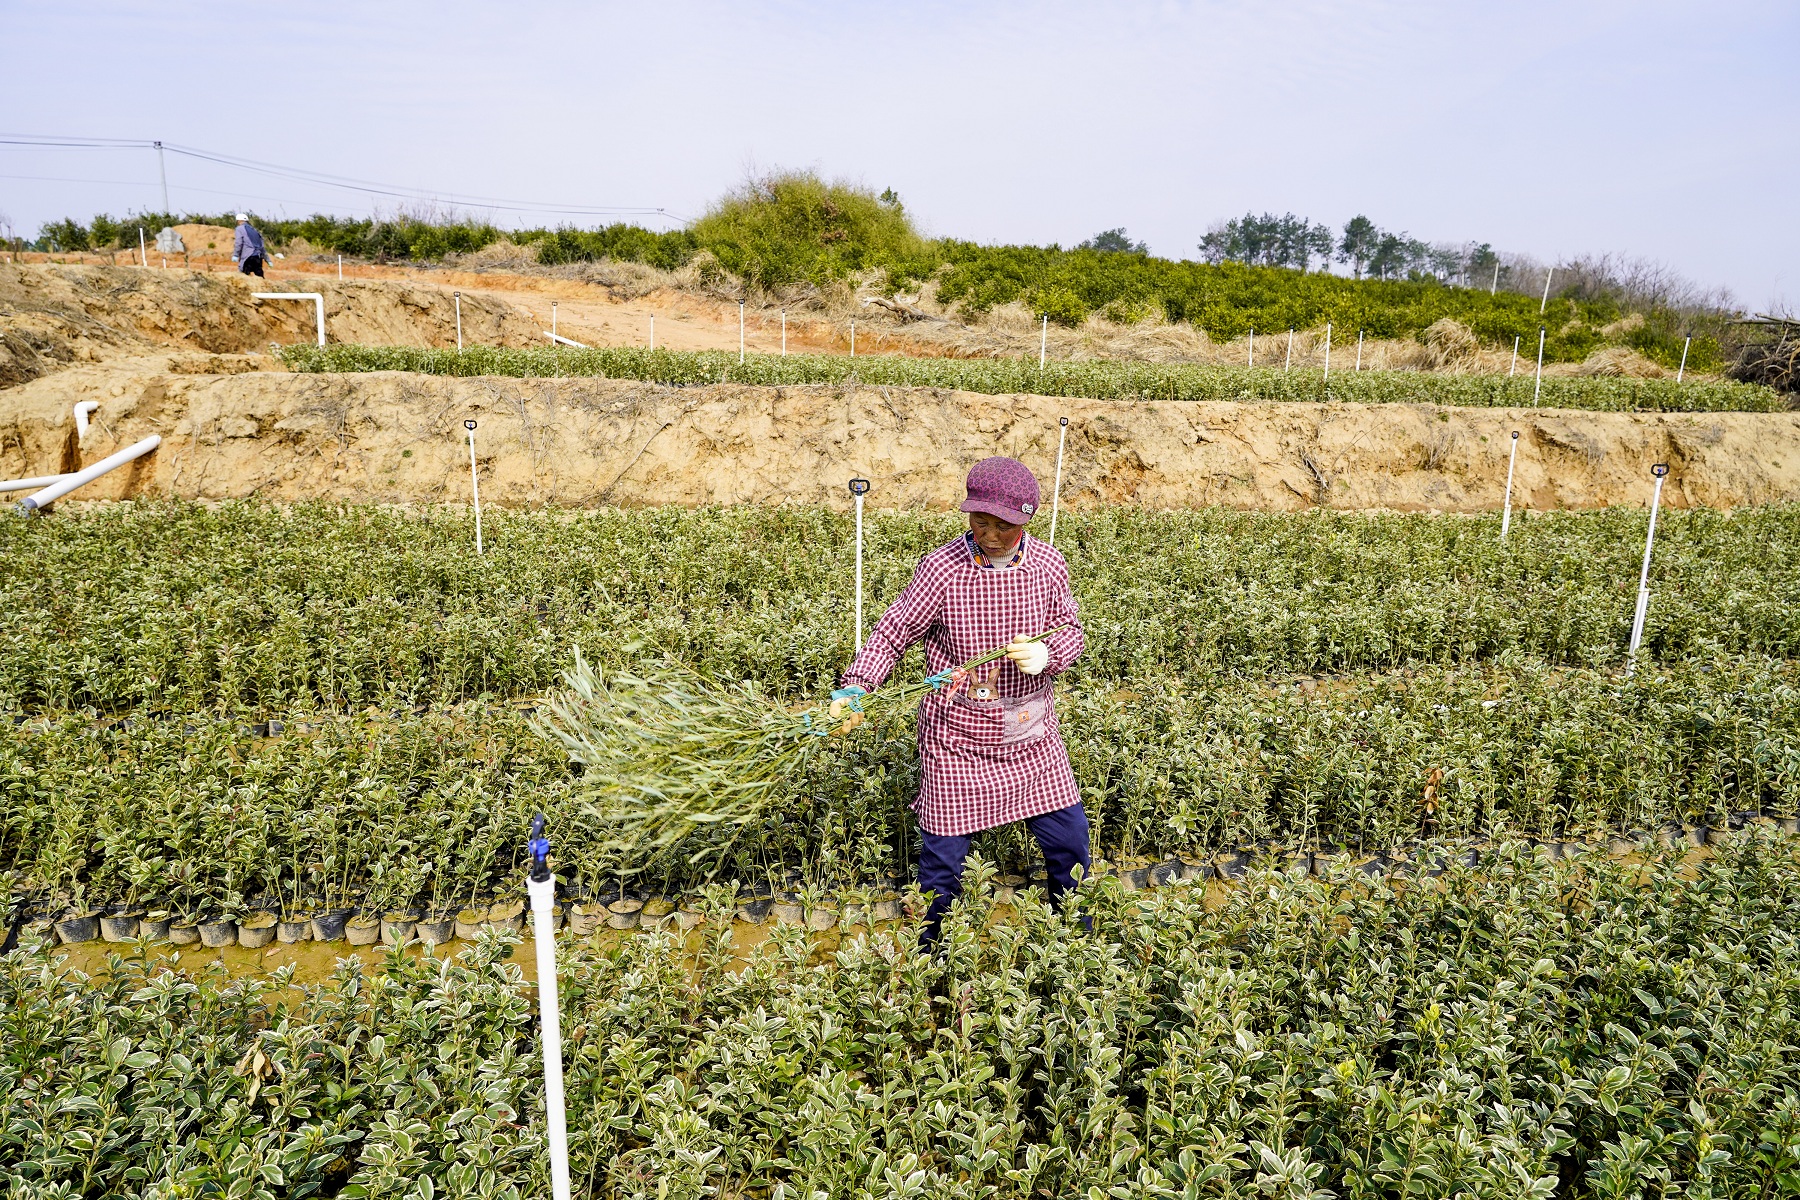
[[1006, 634, 1050, 676]]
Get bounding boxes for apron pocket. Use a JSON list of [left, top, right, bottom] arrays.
[[1000, 693, 1050, 746]]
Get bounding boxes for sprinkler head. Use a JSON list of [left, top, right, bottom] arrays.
[[528, 814, 550, 883], [1652, 463, 1670, 477], [1511, 431, 1520, 440], [464, 419, 477, 431], [1060, 417, 1069, 427], [848, 478, 870, 496]]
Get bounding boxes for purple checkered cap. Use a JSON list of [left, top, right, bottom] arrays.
[[958, 456, 1041, 524]]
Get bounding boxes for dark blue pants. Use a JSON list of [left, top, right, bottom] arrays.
[[918, 801, 1092, 946]]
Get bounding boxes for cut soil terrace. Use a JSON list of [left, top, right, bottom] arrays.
[[3, 262, 1798, 512]]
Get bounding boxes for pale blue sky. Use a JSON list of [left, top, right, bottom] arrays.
[[2, 1, 1794, 308]]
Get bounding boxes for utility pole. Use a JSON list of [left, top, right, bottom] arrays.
[[154, 141, 169, 216]]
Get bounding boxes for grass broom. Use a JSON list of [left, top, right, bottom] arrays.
[[531, 626, 1068, 864]]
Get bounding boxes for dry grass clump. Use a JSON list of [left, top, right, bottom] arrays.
[[1572, 346, 1667, 378], [1422, 318, 1480, 369]]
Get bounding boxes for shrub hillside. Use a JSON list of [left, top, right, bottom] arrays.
[[35, 172, 1729, 371], [1, 503, 1796, 908], [279, 344, 1781, 413], [8, 837, 1800, 1196]]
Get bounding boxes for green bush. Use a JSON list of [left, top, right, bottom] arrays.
[[281, 342, 1786, 412], [687, 172, 934, 291], [535, 223, 698, 269], [9, 839, 1800, 1197], [1031, 283, 1088, 327]]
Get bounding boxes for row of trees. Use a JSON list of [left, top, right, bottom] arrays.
[[1193, 211, 1503, 286]]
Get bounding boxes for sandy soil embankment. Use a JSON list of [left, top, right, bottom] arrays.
[[4, 361, 1796, 512]]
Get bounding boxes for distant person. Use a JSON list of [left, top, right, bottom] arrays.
[[233, 214, 266, 278]]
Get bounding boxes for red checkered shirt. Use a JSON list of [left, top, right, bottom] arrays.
[[844, 532, 1084, 835]]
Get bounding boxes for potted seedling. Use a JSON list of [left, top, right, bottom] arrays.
[[54, 889, 100, 945], [238, 889, 279, 948], [606, 893, 644, 930], [638, 896, 676, 931], [800, 882, 837, 932], [414, 860, 456, 946]]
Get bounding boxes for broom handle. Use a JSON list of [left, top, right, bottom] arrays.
[[950, 623, 1071, 674]]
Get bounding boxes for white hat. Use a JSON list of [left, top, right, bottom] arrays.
[[235, 213, 248, 222]]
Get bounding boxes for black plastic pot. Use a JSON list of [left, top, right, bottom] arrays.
[[736, 898, 772, 925], [1214, 851, 1251, 880], [311, 907, 353, 943], [454, 906, 487, 940], [1151, 860, 1185, 886], [54, 911, 99, 944], [100, 908, 144, 942], [484, 900, 525, 934], [415, 914, 454, 946], [198, 917, 237, 948], [381, 912, 419, 946], [168, 917, 201, 945], [237, 912, 278, 949]]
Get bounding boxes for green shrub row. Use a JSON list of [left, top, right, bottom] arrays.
[[277, 343, 1783, 412], [8, 838, 1800, 1197], [3, 657, 1792, 912], [5, 503, 1796, 713]]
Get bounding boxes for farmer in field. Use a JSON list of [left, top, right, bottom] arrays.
[[831, 457, 1088, 946], [233, 213, 266, 278]]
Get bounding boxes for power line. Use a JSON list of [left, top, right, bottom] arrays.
[[0, 134, 689, 222]]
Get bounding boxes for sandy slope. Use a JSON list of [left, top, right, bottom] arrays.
[[3, 261, 1795, 513], [3, 358, 1795, 512]]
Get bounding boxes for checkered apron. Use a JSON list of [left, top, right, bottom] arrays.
[[844, 533, 1085, 836]]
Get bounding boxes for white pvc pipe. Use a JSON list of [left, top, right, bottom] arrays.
[[1540, 268, 1554, 314], [465, 421, 484, 555], [739, 301, 745, 364], [1049, 416, 1069, 547], [1322, 323, 1332, 383], [455, 292, 462, 351], [551, 302, 558, 347], [1677, 336, 1691, 383], [1510, 336, 1520, 377], [0, 474, 73, 493], [337, 254, 342, 280], [850, 320, 855, 358], [17, 435, 160, 512], [1248, 329, 1254, 367], [649, 314, 655, 350], [1039, 315, 1047, 369], [138, 227, 146, 267], [1490, 261, 1499, 294], [1500, 430, 1520, 540], [1284, 328, 1293, 372], [780, 310, 785, 356], [1531, 327, 1546, 407], [254, 292, 325, 346], [848, 478, 870, 647], [543, 330, 588, 349], [73, 401, 99, 440], [1626, 466, 1669, 676], [527, 873, 572, 1200], [1356, 330, 1363, 371]]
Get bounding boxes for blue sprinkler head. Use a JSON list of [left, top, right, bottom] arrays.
[[528, 813, 550, 883]]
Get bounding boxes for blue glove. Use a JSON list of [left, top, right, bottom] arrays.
[[829, 686, 866, 717]]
